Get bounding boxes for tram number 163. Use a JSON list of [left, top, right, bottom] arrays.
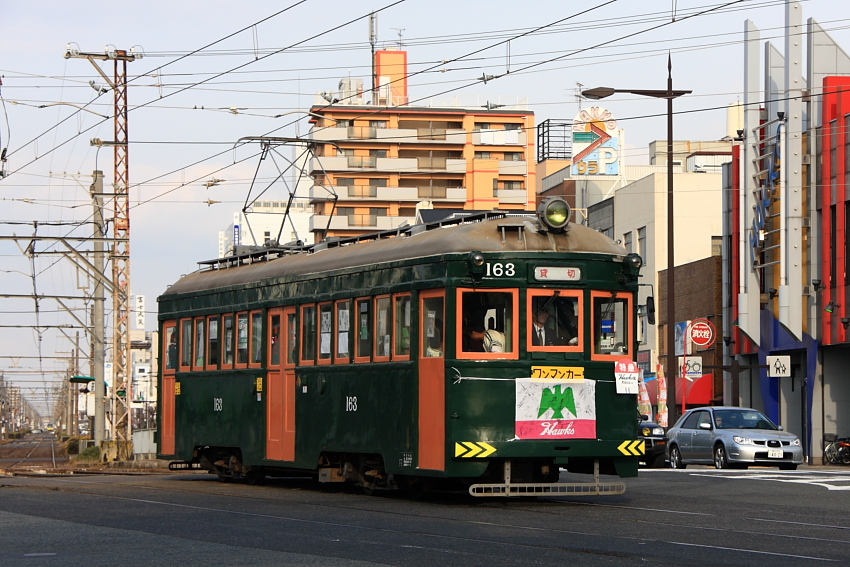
[[485, 262, 515, 277], [345, 396, 358, 412]]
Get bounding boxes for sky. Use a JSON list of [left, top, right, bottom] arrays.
[[1, 0, 849, 418]]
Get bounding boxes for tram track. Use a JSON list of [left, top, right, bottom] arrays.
[[9, 472, 848, 564], [0, 434, 59, 472]]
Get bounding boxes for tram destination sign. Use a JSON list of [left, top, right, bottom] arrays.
[[533, 266, 581, 282]]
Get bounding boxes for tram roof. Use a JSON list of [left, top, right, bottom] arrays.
[[161, 214, 626, 298]]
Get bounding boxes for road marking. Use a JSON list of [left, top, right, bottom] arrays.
[[666, 540, 838, 562], [567, 502, 714, 516], [24, 554, 57, 557], [688, 471, 850, 491], [749, 518, 850, 531]]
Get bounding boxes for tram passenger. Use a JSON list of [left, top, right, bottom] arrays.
[[531, 309, 562, 346], [467, 319, 504, 353]]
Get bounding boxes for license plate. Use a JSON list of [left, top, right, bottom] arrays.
[[768, 449, 783, 459]]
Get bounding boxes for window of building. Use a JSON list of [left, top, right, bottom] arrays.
[[505, 152, 523, 161], [474, 123, 490, 131], [338, 147, 354, 156], [370, 120, 387, 128], [369, 149, 387, 158], [475, 151, 491, 159], [399, 207, 416, 217], [336, 177, 355, 186], [457, 289, 518, 359], [336, 207, 355, 217], [623, 231, 632, 253], [503, 181, 523, 191], [370, 207, 387, 217], [504, 123, 521, 131], [638, 227, 646, 262]]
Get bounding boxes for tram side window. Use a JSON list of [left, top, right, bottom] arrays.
[[165, 326, 178, 371], [286, 312, 297, 365], [394, 295, 411, 358], [251, 312, 263, 365], [207, 316, 219, 367], [270, 314, 281, 366], [422, 297, 444, 358], [375, 296, 391, 358], [529, 292, 580, 349], [593, 293, 630, 356], [460, 290, 514, 353], [194, 318, 206, 368], [236, 313, 249, 365], [356, 298, 371, 360], [180, 319, 192, 368], [223, 315, 234, 366], [319, 303, 332, 360], [301, 305, 317, 362], [336, 300, 350, 360]]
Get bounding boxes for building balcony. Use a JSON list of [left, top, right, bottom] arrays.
[[307, 127, 466, 144], [494, 189, 528, 204], [498, 160, 527, 175], [310, 156, 465, 174], [472, 130, 526, 146], [310, 214, 417, 232], [309, 185, 467, 202]]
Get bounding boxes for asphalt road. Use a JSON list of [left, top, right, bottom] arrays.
[[0, 465, 848, 566]]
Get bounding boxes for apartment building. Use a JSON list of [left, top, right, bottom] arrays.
[[304, 50, 534, 241]]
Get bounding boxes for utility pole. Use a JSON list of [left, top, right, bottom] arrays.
[[65, 46, 141, 459], [91, 171, 107, 446]]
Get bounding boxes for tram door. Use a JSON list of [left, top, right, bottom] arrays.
[[418, 290, 445, 471], [266, 307, 296, 461], [160, 322, 178, 455]]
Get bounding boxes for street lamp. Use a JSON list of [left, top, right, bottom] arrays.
[[582, 55, 691, 427]]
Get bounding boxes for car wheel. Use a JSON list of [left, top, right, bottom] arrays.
[[669, 446, 686, 469], [779, 464, 797, 471], [714, 444, 729, 469]]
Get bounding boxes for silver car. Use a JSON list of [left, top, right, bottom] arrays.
[[667, 406, 803, 470]]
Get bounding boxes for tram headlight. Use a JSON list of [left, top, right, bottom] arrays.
[[467, 251, 486, 278], [537, 197, 570, 232], [627, 254, 643, 270]]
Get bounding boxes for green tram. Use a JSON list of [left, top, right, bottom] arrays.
[[157, 205, 648, 496]]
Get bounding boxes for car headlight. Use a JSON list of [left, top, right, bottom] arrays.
[[651, 427, 664, 436], [733, 436, 754, 445], [791, 438, 801, 446]]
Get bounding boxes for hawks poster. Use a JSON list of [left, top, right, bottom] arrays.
[[515, 378, 596, 439]]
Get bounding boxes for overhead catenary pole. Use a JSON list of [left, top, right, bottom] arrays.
[[91, 171, 106, 446], [65, 47, 139, 458]]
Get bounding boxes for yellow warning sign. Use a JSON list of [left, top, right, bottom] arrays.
[[530, 366, 585, 380], [454, 442, 497, 458], [256, 377, 263, 392], [617, 440, 645, 456], [174, 382, 181, 395]]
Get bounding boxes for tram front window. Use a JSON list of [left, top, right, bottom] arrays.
[[460, 290, 514, 354], [528, 292, 580, 350], [593, 292, 630, 356]]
